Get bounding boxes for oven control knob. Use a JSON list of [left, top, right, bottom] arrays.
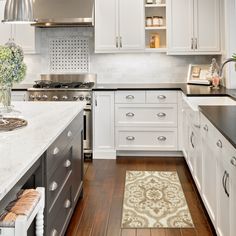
[[85, 95, 91, 101], [42, 94, 48, 100], [52, 95, 58, 101], [36, 95, 41, 101], [79, 95, 85, 101], [73, 96, 79, 101], [62, 95, 68, 101], [29, 94, 35, 100]]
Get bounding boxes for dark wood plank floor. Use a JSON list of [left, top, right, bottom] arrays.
[[66, 157, 216, 236]]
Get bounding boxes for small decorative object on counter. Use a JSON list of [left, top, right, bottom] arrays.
[[146, 17, 153, 26], [212, 73, 221, 90], [150, 33, 160, 48], [0, 42, 26, 113], [146, 0, 154, 4]]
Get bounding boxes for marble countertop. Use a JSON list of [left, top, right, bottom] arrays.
[[0, 102, 85, 201]]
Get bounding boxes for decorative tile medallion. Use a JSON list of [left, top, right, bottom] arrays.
[[121, 171, 194, 228]]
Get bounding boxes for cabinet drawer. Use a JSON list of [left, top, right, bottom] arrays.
[[146, 91, 178, 104], [116, 127, 178, 150], [47, 148, 72, 212], [47, 180, 73, 236], [115, 104, 177, 127], [115, 91, 146, 104]]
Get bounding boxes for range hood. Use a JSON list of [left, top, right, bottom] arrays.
[[32, 0, 94, 27]]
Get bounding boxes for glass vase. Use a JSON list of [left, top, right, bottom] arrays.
[[1, 84, 12, 113]]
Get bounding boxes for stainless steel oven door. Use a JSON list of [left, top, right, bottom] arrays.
[[83, 105, 92, 158]]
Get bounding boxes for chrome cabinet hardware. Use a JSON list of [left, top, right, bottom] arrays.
[[157, 136, 166, 141], [191, 38, 194, 50], [120, 36, 122, 48], [216, 140, 223, 148], [64, 160, 71, 168], [203, 125, 208, 131], [195, 38, 198, 50], [157, 112, 166, 118], [194, 124, 201, 129], [126, 112, 135, 117], [126, 136, 135, 141], [126, 95, 135, 100], [222, 171, 229, 197], [95, 98, 97, 106], [53, 147, 60, 155], [64, 199, 71, 209], [157, 95, 166, 100], [231, 156, 236, 166], [67, 130, 72, 137], [51, 229, 58, 236], [49, 181, 58, 192], [116, 36, 119, 48], [190, 131, 194, 148]]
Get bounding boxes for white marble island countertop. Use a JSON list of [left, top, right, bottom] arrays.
[[0, 102, 85, 201]]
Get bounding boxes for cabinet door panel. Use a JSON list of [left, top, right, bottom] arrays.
[[95, 0, 118, 52], [195, 0, 220, 52], [167, 0, 194, 52], [119, 0, 144, 50]]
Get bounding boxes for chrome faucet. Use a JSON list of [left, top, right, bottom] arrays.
[[219, 58, 236, 77]]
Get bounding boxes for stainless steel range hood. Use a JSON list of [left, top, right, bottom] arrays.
[[32, 0, 94, 27]]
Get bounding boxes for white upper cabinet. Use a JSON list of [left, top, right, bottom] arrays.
[[167, 0, 221, 55], [0, 0, 35, 53], [95, 0, 144, 53]]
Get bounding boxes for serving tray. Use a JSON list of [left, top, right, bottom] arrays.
[[0, 118, 27, 131]]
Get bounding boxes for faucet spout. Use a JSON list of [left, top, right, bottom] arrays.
[[219, 58, 236, 77]]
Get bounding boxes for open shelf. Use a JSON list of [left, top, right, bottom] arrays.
[[145, 26, 167, 30], [145, 4, 166, 8], [145, 47, 167, 52]]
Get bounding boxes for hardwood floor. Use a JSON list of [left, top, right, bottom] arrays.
[[66, 157, 216, 236]]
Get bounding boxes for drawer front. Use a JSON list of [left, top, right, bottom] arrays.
[[116, 128, 178, 150], [47, 181, 73, 236], [115, 104, 177, 127], [47, 148, 72, 212], [146, 91, 178, 104], [115, 91, 146, 104]]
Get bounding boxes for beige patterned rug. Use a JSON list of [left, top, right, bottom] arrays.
[[121, 171, 194, 228]]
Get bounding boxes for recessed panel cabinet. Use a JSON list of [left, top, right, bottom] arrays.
[[95, 0, 144, 52], [167, 0, 221, 54]]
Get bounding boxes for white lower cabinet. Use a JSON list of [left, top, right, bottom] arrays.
[[230, 155, 236, 236], [93, 91, 116, 158]]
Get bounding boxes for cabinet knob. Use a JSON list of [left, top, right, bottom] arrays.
[[64, 199, 71, 209], [50, 229, 58, 236], [126, 136, 135, 141], [67, 130, 72, 137], [126, 95, 135, 100], [231, 157, 236, 166], [157, 136, 167, 141], [216, 140, 223, 148], [194, 124, 201, 129], [49, 181, 58, 192], [126, 112, 135, 117], [203, 125, 208, 132], [157, 95, 166, 100], [64, 159, 71, 168], [53, 147, 60, 155], [157, 112, 166, 118]]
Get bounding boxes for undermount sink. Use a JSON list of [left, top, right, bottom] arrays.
[[184, 96, 236, 112]]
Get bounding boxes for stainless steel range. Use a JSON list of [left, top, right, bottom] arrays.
[[28, 74, 97, 161]]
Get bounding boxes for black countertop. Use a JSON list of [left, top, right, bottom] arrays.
[[199, 106, 236, 149]]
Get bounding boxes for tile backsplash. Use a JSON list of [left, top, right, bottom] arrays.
[[22, 27, 219, 84]]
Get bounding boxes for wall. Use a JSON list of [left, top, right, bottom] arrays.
[[22, 27, 218, 84]]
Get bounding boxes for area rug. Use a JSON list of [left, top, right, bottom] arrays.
[[121, 171, 194, 228]]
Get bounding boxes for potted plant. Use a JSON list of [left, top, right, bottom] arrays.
[[0, 43, 26, 111]]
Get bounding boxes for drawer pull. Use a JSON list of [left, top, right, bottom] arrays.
[[157, 112, 166, 118], [203, 125, 208, 132], [64, 160, 72, 168], [157, 95, 166, 100], [194, 124, 201, 129], [53, 147, 60, 155], [231, 157, 236, 166], [50, 229, 58, 236], [126, 112, 135, 117], [126, 136, 135, 141], [49, 181, 58, 192], [67, 130, 72, 137], [158, 136, 167, 142], [64, 199, 71, 209], [126, 95, 135, 100], [216, 140, 223, 148]]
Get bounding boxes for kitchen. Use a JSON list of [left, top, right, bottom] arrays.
[[0, 0, 236, 236]]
